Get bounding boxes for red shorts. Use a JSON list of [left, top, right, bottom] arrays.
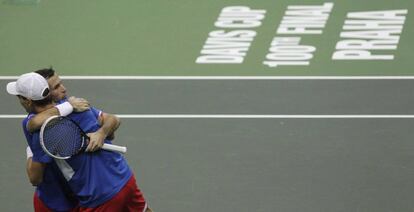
[[33, 192, 79, 212], [79, 174, 147, 212], [33, 192, 52, 212]]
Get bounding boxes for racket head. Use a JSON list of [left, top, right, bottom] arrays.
[[39, 115, 87, 159]]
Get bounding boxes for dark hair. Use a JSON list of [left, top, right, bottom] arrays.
[[32, 94, 53, 107], [35, 67, 55, 79]]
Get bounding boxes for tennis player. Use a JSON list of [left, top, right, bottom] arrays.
[[17, 68, 94, 211], [8, 72, 151, 211], [11, 72, 88, 212], [25, 68, 122, 211]]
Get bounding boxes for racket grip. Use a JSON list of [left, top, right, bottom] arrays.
[[102, 143, 127, 154]]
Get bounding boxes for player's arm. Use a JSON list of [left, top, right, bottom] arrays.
[[25, 147, 46, 186], [100, 112, 121, 140], [86, 113, 121, 152], [26, 159, 46, 186], [27, 97, 90, 133]]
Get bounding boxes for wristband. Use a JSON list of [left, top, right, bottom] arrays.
[[26, 146, 33, 159], [55, 102, 73, 116]]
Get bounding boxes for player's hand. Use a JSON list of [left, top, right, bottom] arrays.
[[86, 131, 105, 152], [68, 96, 90, 112]]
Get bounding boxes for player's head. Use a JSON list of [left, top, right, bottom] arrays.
[[35, 68, 67, 102], [6, 72, 53, 113]]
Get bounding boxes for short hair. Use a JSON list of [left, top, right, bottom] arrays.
[[35, 67, 55, 79], [32, 94, 53, 107]]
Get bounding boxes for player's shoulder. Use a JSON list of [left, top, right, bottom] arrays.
[[21, 113, 35, 131]]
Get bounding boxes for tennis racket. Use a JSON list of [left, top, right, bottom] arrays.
[[39, 115, 127, 159]]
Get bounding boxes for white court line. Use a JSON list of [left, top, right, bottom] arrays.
[[2, 114, 414, 119], [2, 76, 414, 80]]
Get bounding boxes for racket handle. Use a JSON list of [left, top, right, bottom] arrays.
[[102, 143, 127, 154]]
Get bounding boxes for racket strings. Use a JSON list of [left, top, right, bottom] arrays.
[[42, 117, 85, 157]]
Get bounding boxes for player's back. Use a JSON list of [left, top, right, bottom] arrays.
[[60, 108, 132, 207]]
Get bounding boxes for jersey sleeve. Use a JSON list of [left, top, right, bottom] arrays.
[[21, 115, 34, 144], [22, 115, 53, 163], [90, 107, 103, 120]]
